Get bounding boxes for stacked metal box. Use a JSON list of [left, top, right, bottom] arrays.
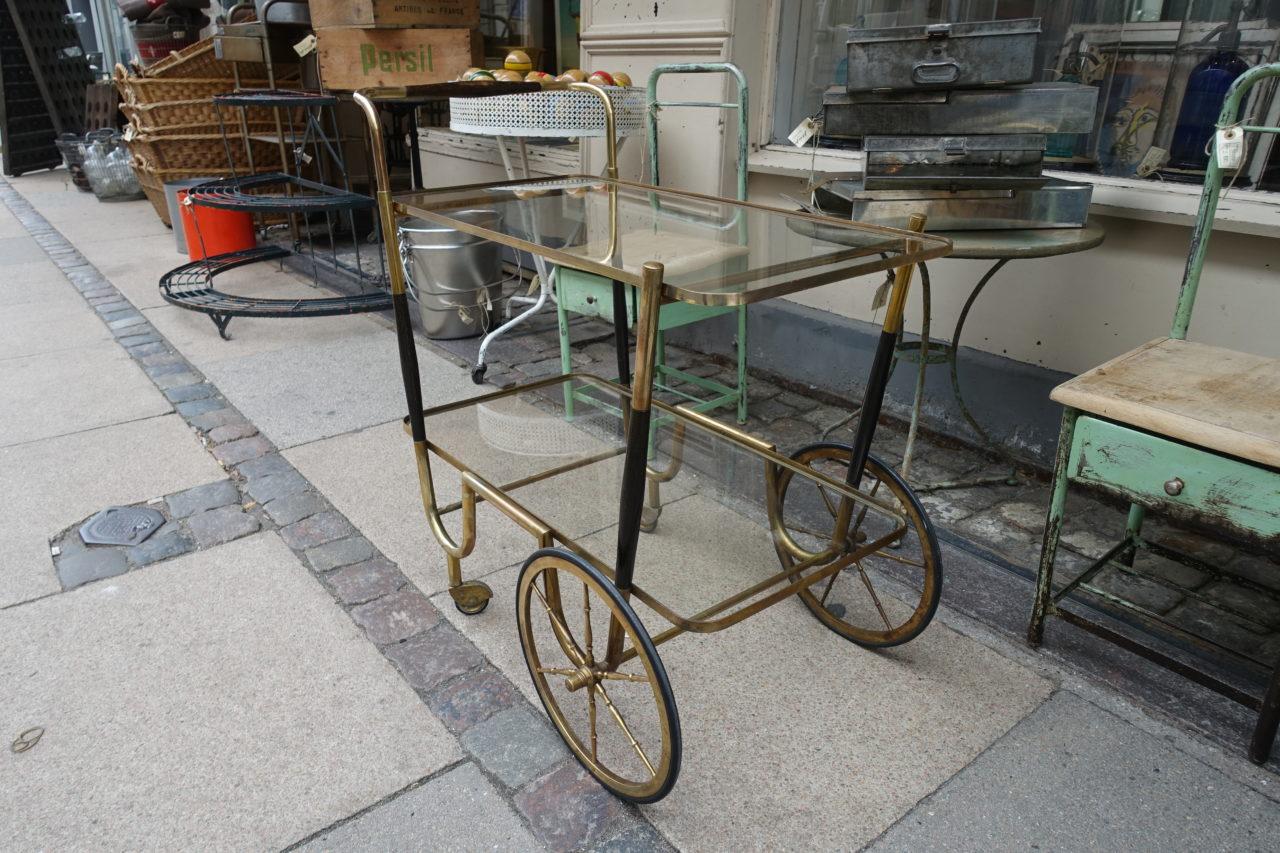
[[821, 18, 1099, 230]]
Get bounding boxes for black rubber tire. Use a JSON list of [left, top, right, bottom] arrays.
[[516, 547, 681, 803]]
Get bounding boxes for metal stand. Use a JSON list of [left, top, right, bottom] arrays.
[[824, 225, 1106, 490]]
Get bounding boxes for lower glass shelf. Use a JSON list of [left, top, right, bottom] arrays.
[[413, 374, 912, 631]]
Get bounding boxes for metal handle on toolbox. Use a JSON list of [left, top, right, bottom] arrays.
[[912, 60, 960, 85], [925, 23, 952, 38]]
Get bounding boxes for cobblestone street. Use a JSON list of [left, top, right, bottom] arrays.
[[2, 171, 1278, 851]]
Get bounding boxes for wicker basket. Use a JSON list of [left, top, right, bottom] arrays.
[[120, 99, 285, 133], [127, 132, 289, 173], [139, 38, 299, 83], [116, 73, 277, 106]]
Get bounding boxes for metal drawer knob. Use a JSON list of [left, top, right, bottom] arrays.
[[585, 295, 595, 305], [1164, 477, 1185, 497]]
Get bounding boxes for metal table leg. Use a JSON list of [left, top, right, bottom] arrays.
[[929, 258, 1020, 490], [899, 263, 932, 479], [896, 258, 1022, 493]]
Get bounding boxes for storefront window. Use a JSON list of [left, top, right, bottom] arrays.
[[774, 1, 1280, 190]]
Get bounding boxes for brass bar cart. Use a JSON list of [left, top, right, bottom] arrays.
[[354, 82, 952, 802]]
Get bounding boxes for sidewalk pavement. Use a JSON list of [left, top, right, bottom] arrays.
[[2, 171, 1278, 851]]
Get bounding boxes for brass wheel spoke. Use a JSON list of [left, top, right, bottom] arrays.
[[536, 666, 578, 677], [587, 687, 598, 761], [784, 521, 834, 542], [595, 682, 656, 777], [599, 671, 649, 683], [816, 483, 838, 519], [531, 579, 587, 667], [582, 581, 595, 665], [871, 549, 927, 569], [818, 566, 841, 606], [857, 565, 894, 631]]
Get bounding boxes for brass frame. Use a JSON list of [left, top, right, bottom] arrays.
[[353, 83, 946, 801]]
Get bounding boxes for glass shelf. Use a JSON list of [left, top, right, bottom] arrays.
[[391, 176, 951, 307], [417, 374, 909, 630]]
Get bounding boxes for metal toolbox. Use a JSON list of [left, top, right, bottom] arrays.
[[818, 179, 1093, 231], [823, 82, 1099, 139], [846, 18, 1041, 93], [863, 134, 1047, 190]]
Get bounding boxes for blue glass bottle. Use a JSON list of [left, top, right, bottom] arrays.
[[1168, 18, 1250, 171]]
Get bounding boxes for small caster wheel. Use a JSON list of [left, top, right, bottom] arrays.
[[451, 580, 493, 615], [640, 504, 661, 534], [471, 364, 488, 385]]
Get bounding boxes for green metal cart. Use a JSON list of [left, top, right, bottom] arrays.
[[555, 63, 751, 423]]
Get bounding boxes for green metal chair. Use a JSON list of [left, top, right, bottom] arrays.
[[1028, 64, 1280, 764], [555, 63, 750, 423]]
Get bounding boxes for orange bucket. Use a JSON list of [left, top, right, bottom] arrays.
[[178, 190, 256, 261]]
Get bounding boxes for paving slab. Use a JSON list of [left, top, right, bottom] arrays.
[[200, 331, 475, 449], [0, 414, 224, 607], [0, 234, 47, 266], [438, 494, 1051, 851], [0, 204, 26, 238], [0, 296, 112, 359], [0, 260, 81, 306], [0, 533, 461, 850], [297, 762, 540, 852], [868, 691, 1280, 852], [81, 236, 186, 310], [0, 343, 172, 447]]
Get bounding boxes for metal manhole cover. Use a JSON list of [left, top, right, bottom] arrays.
[[79, 506, 165, 547]]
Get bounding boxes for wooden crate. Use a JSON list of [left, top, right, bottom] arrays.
[[310, 0, 480, 29], [315, 27, 481, 90]]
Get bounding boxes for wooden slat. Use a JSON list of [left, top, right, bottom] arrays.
[[1051, 338, 1280, 468]]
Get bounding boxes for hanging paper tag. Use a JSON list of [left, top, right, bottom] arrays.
[[294, 34, 317, 58], [1136, 146, 1168, 177], [788, 117, 819, 148], [870, 278, 890, 311], [1216, 126, 1244, 170]]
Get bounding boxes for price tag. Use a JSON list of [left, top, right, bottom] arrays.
[[1216, 126, 1244, 170], [294, 34, 317, 58], [870, 278, 891, 311], [788, 117, 819, 148]]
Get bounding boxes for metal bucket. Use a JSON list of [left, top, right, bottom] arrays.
[[399, 210, 504, 340], [164, 178, 215, 254]]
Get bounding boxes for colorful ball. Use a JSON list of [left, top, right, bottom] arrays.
[[464, 68, 496, 82], [558, 68, 586, 82], [525, 70, 552, 82], [493, 69, 524, 82], [612, 71, 632, 87], [587, 71, 615, 86], [504, 49, 533, 72]]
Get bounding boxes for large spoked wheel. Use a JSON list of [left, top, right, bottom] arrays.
[[516, 548, 681, 803], [774, 443, 942, 648]]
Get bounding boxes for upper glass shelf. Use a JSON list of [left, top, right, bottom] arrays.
[[390, 177, 951, 306]]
